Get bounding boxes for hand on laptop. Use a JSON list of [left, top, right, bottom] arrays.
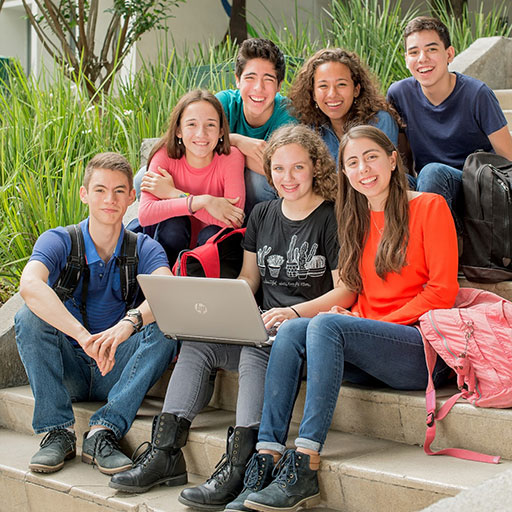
[[261, 307, 298, 330]]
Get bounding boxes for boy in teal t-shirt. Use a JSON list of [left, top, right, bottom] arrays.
[[216, 38, 296, 214]]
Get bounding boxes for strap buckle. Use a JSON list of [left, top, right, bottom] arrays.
[[426, 411, 435, 428]]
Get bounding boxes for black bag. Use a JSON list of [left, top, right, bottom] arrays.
[[461, 151, 512, 283]]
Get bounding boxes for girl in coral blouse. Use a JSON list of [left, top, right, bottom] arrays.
[[229, 125, 459, 512], [135, 89, 245, 265]]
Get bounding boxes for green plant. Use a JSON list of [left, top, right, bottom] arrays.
[[326, 0, 419, 92], [430, 0, 511, 53]]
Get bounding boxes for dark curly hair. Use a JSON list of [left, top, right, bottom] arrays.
[[263, 124, 337, 202], [288, 48, 401, 134]]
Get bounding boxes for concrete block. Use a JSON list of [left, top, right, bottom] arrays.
[[450, 36, 512, 89], [0, 293, 27, 389]]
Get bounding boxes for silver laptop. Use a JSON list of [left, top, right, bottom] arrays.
[[137, 274, 274, 347]]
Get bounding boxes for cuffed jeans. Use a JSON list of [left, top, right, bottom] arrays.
[[15, 305, 177, 438], [163, 341, 270, 428], [257, 315, 450, 454], [411, 163, 463, 232]]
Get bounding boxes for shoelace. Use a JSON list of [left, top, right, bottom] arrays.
[[208, 452, 231, 484], [130, 441, 154, 468], [93, 430, 120, 458], [244, 454, 263, 488], [272, 449, 298, 487], [40, 429, 75, 449]]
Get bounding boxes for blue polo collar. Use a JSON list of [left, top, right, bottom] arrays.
[[79, 218, 124, 265]]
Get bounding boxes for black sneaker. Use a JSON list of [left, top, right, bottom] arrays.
[[29, 429, 76, 473], [81, 430, 132, 475]]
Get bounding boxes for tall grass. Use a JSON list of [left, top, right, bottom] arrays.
[[0, 0, 509, 287]]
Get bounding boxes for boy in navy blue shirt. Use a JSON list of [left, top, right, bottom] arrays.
[[387, 16, 512, 229], [15, 152, 177, 476]]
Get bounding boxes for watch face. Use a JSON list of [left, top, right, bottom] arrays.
[[127, 309, 142, 326]]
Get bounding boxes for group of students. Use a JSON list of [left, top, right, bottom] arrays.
[[14, 15, 512, 512]]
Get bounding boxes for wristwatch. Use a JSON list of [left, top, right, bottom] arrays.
[[123, 309, 143, 332]]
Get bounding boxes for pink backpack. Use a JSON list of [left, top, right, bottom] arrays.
[[419, 287, 512, 464]]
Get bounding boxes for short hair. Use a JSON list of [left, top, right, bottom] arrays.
[[263, 124, 337, 202], [235, 38, 286, 84], [83, 152, 133, 190], [404, 16, 451, 49], [147, 89, 231, 166]]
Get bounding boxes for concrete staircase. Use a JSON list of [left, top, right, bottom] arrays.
[[2, 365, 512, 512]]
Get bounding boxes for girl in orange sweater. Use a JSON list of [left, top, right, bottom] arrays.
[[229, 125, 459, 512]]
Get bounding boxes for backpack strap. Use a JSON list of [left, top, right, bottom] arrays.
[[422, 337, 500, 464], [117, 229, 139, 309], [52, 224, 90, 331]]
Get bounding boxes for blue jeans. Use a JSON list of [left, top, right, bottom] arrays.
[[412, 163, 463, 232], [15, 305, 177, 438], [244, 168, 278, 217], [127, 216, 222, 269], [256, 315, 450, 454]]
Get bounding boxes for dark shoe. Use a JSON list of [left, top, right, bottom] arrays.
[[224, 453, 275, 512], [81, 430, 132, 475], [29, 429, 76, 473], [178, 426, 257, 511], [244, 449, 320, 512], [109, 413, 190, 493]]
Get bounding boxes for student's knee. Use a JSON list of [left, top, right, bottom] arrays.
[[15, 305, 46, 341], [416, 163, 462, 193]]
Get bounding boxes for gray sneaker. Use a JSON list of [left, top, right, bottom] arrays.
[[81, 430, 132, 475], [29, 429, 76, 473]]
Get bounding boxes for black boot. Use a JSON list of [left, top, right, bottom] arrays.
[[109, 413, 190, 493], [178, 426, 257, 511]]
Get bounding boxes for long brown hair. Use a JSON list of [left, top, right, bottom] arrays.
[[337, 125, 409, 293], [147, 89, 231, 168], [262, 124, 337, 202], [288, 48, 401, 134]]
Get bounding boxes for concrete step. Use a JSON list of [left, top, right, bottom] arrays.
[[1, 414, 511, 512], [208, 371, 512, 461], [494, 89, 512, 110]]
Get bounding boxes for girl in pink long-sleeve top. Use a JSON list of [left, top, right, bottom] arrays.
[[136, 89, 245, 266]]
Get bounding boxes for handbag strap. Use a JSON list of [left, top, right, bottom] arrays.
[[422, 338, 500, 464]]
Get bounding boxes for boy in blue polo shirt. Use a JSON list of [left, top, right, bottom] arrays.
[[216, 38, 296, 214], [387, 16, 512, 229], [15, 152, 177, 476]]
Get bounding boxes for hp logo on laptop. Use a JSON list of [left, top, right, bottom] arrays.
[[195, 302, 208, 315]]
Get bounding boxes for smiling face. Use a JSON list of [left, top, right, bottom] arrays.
[[176, 100, 223, 168], [236, 58, 281, 127], [80, 168, 135, 227], [342, 137, 397, 211], [270, 143, 316, 205], [313, 61, 360, 132], [405, 29, 455, 91]]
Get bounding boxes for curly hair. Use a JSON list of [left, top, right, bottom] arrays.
[[262, 124, 337, 202], [288, 48, 401, 133], [336, 125, 410, 293], [147, 89, 231, 168]]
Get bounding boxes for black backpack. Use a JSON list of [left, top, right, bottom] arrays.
[[461, 151, 512, 283], [52, 224, 139, 329]]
